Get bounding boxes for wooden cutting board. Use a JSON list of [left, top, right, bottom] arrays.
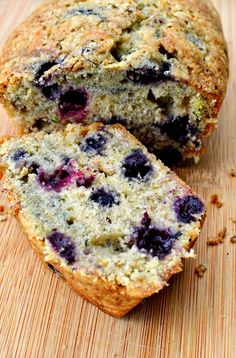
[[0, 0, 235, 357]]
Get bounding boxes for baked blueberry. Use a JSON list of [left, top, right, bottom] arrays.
[[132, 212, 179, 259], [12, 149, 28, 161], [41, 84, 59, 100], [47, 229, 76, 265], [81, 132, 107, 155], [38, 163, 74, 192], [106, 116, 126, 125], [59, 88, 88, 122], [174, 195, 204, 223], [34, 61, 59, 100], [126, 62, 172, 85], [158, 45, 177, 59], [66, 8, 101, 17], [76, 172, 95, 188], [32, 118, 45, 130], [122, 149, 153, 181], [35, 61, 58, 82], [160, 115, 198, 145], [90, 187, 118, 207], [26, 161, 40, 174], [154, 148, 182, 167]]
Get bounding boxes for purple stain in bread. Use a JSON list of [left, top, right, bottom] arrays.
[[90, 187, 118, 207], [174, 195, 204, 224], [122, 149, 153, 181], [141, 211, 152, 227], [47, 229, 76, 265], [131, 212, 180, 259], [126, 62, 172, 85], [76, 171, 95, 188], [59, 88, 88, 122], [81, 132, 107, 155], [38, 162, 76, 192]]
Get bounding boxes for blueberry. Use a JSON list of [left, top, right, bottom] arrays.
[[174, 195, 204, 224], [81, 133, 107, 155], [106, 115, 126, 125], [41, 84, 60, 100], [141, 211, 152, 227], [26, 161, 40, 174], [158, 45, 176, 59], [12, 149, 28, 161], [131, 213, 179, 259], [122, 149, 153, 181], [34, 61, 59, 100], [47, 229, 76, 265], [66, 8, 101, 17], [160, 115, 197, 145], [32, 119, 45, 130], [126, 62, 172, 85], [38, 164, 74, 192], [154, 148, 182, 167], [59, 88, 88, 122], [90, 187, 118, 207], [62, 156, 71, 165], [76, 173, 95, 188], [73, 8, 98, 15], [35, 61, 58, 82]]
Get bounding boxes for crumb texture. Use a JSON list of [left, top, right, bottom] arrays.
[[195, 263, 207, 278], [207, 227, 227, 245], [210, 194, 223, 208], [0, 123, 205, 315]]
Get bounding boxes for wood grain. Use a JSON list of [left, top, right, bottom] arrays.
[[0, 0, 235, 357]]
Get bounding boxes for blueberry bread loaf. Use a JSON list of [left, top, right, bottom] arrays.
[[0, 0, 228, 163], [0, 123, 205, 317]]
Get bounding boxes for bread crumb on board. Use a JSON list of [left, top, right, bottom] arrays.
[[210, 194, 223, 208], [207, 227, 227, 245], [195, 264, 207, 278], [0, 205, 7, 222], [230, 217, 236, 224], [229, 169, 236, 177], [230, 236, 236, 244]]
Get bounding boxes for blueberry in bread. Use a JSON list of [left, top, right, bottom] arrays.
[[0, 0, 228, 162], [0, 123, 205, 317]]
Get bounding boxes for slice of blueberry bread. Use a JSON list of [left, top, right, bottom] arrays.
[[0, 0, 228, 163], [0, 123, 205, 317]]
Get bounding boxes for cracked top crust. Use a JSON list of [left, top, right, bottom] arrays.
[[0, 0, 228, 113]]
